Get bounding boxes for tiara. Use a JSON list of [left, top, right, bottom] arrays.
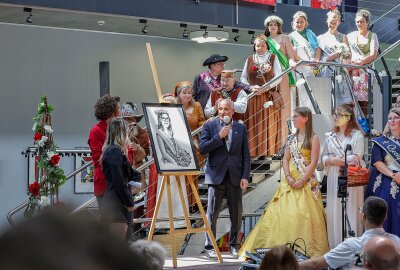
[[154, 108, 168, 116], [264, 15, 283, 27]]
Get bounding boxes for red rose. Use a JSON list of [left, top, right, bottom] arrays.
[[33, 132, 42, 141], [251, 65, 258, 71], [28, 182, 41, 197], [49, 154, 61, 166]]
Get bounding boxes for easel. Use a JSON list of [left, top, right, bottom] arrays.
[[147, 172, 223, 267], [145, 43, 223, 267]]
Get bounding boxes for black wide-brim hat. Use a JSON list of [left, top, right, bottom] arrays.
[[203, 54, 229, 66]]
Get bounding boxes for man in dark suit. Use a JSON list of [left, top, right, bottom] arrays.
[[199, 99, 251, 259]]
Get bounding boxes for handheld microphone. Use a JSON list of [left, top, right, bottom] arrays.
[[223, 115, 231, 126]]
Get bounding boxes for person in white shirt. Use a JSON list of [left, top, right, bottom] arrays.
[[299, 196, 400, 270]]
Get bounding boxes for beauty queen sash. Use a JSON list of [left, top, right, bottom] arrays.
[[287, 135, 320, 199], [199, 71, 221, 92], [372, 136, 400, 168]]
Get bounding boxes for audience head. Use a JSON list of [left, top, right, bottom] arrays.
[[326, 9, 341, 30], [355, 9, 371, 30], [259, 245, 300, 270], [94, 94, 120, 121], [103, 117, 128, 154], [362, 196, 387, 227], [220, 70, 236, 91], [333, 102, 362, 136], [293, 107, 313, 149], [0, 209, 150, 270], [292, 11, 309, 31], [264, 15, 283, 37], [253, 34, 269, 54], [384, 108, 400, 136], [130, 240, 165, 270], [363, 236, 399, 270], [174, 81, 194, 106], [218, 99, 234, 121], [395, 95, 400, 108]]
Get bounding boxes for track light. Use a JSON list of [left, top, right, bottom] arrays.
[[248, 30, 255, 44], [232, 29, 240, 43], [24, 7, 33, 24], [140, 19, 148, 34], [200, 25, 208, 39], [180, 23, 189, 38]]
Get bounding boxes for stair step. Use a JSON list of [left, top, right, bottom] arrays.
[[252, 169, 275, 175]]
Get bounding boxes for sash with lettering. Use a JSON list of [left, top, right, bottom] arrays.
[[367, 135, 400, 200]]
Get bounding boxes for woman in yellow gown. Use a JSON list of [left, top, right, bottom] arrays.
[[239, 107, 329, 258]]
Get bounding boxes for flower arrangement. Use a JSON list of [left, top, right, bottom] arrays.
[[333, 43, 351, 59], [25, 96, 67, 217]]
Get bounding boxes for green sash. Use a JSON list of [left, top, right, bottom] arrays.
[[267, 37, 296, 86]]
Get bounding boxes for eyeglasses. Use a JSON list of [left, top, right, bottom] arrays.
[[388, 116, 400, 122], [333, 113, 350, 118]]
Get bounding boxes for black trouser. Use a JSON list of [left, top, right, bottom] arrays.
[[205, 171, 243, 250]]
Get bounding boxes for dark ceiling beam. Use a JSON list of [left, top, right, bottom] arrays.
[[0, 0, 398, 43]]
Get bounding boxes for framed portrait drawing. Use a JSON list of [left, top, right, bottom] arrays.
[[142, 103, 199, 173], [74, 147, 94, 194]]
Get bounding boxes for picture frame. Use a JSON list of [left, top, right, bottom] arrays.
[[142, 103, 199, 173], [74, 147, 94, 194]]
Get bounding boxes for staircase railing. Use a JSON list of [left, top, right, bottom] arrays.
[[8, 60, 368, 225]]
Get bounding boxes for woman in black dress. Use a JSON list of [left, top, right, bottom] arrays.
[[101, 117, 141, 239]]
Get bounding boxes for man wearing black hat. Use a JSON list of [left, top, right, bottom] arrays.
[[193, 54, 257, 110]]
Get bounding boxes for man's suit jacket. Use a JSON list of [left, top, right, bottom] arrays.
[[199, 118, 250, 186]]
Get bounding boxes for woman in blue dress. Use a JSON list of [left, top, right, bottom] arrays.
[[366, 108, 400, 237]]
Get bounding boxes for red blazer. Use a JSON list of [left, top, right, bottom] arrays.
[[88, 120, 107, 196]]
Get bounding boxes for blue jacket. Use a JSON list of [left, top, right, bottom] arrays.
[[199, 118, 251, 186]]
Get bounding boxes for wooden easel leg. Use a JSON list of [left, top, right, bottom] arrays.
[[165, 176, 177, 268], [188, 176, 223, 263], [148, 176, 166, 240], [175, 175, 191, 229]]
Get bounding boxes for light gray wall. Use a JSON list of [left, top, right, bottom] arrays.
[[0, 22, 251, 232]]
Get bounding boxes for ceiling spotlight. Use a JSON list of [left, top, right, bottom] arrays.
[[140, 19, 148, 34], [23, 7, 33, 24], [248, 30, 255, 44], [200, 25, 208, 39], [232, 29, 240, 43], [180, 23, 189, 38]]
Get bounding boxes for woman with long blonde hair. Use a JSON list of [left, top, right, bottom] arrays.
[[239, 107, 329, 258], [101, 117, 141, 239]]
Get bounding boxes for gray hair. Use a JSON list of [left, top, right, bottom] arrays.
[[130, 240, 165, 270]]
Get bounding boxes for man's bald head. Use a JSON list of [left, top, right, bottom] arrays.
[[363, 236, 399, 270]]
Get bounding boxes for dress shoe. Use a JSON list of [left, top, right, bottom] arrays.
[[230, 247, 239, 259], [205, 249, 218, 260]]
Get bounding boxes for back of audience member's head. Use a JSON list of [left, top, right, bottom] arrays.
[[363, 196, 387, 226], [363, 236, 400, 270], [130, 240, 165, 270], [0, 208, 150, 270], [259, 245, 300, 270]]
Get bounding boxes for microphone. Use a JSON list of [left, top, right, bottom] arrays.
[[345, 144, 352, 152], [223, 115, 231, 126]]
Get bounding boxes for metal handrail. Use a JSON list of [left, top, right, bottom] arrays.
[[7, 160, 93, 225], [371, 39, 400, 66]]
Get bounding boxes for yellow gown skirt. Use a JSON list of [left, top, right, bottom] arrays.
[[239, 149, 329, 258]]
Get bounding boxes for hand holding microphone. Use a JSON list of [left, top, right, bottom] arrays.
[[219, 115, 232, 139]]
